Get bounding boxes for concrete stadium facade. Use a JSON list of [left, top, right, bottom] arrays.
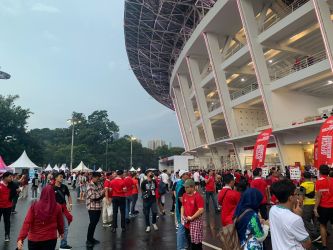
[[125, 0, 333, 170]]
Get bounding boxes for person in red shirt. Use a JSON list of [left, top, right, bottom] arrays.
[[181, 179, 204, 249], [218, 173, 241, 226], [17, 185, 64, 250], [204, 169, 219, 213], [314, 164, 333, 248], [131, 172, 139, 215], [0, 172, 13, 242], [250, 168, 269, 220], [124, 171, 134, 223], [102, 172, 112, 227], [110, 170, 126, 233]]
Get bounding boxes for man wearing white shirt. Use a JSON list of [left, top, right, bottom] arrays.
[[160, 170, 169, 191], [193, 170, 200, 190], [270, 179, 311, 250]]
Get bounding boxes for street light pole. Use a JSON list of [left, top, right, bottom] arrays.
[[105, 139, 108, 170], [68, 118, 81, 172], [70, 122, 75, 172], [130, 138, 133, 168], [130, 136, 136, 168]]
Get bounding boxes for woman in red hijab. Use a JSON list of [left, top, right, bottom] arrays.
[[17, 185, 64, 250]]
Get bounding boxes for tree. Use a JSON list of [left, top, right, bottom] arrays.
[[0, 95, 43, 164]]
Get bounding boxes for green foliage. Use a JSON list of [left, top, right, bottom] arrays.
[[0, 95, 184, 170]]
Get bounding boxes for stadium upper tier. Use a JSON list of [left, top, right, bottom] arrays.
[[124, 0, 218, 109]]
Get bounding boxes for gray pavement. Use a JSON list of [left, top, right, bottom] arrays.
[[0, 187, 332, 250]]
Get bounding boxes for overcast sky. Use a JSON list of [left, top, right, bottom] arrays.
[[0, 0, 183, 147]]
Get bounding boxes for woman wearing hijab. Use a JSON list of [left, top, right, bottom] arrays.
[[234, 188, 270, 250], [17, 185, 64, 250]]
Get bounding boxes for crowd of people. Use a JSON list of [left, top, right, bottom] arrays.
[[0, 164, 332, 249]]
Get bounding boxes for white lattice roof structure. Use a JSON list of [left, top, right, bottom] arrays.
[[124, 0, 217, 109]]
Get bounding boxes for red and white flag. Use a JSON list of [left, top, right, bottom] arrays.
[[317, 116, 333, 167], [252, 128, 272, 170]]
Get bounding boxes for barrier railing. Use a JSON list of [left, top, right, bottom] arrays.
[[230, 83, 259, 100], [272, 50, 327, 81], [224, 42, 245, 60], [260, 0, 310, 32]]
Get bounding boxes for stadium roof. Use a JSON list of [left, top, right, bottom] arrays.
[[124, 0, 217, 109]]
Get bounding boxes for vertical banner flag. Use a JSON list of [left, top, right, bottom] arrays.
[[314, 136, 319, 168], [252, 128, 273, 170], [317, 116, 333, 167]]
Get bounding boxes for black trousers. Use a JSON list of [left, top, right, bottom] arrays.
[[0, 207, 11, 235], [12, 196, 19, 211], [170, 193, 175, 212], [28, 239, 57, 250], [112, 197, 126, 229], [87, 210, 101, 242], [143, 199, 157, 227]]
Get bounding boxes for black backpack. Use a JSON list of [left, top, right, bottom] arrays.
[[159, 181, 167, 195]]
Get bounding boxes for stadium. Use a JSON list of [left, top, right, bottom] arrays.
[[125, 0, 333, 170]]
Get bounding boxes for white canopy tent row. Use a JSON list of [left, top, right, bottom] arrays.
[[60, 164, 68, 171], [8, 150, 41, 173], [53, 164, 60, 172], [45, 164, 53, 171], [72, 161, 92, 172]]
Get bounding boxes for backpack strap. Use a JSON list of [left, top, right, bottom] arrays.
[[221, 189, 230, 205], [235, 208, 254, 224]]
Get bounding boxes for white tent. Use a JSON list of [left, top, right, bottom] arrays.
[[53, 164, 60, 172], [8, 151, 41, 173], [60, 164, 66, 171], [72, 161, 92, 172], [96, 168, 103, 172], [129, 167, 136, 172], [45, 164, 52, 171]]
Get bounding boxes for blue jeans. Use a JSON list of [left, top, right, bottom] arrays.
[[205, 191, 218, 211], [177, 224, 188, 250], [125, 196, 132, 219], [60, 215, 69, 247]]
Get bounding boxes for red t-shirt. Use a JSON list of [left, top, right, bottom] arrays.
[[205, 176, 215, 192], [124, 176, 134, 197], [183, 192, 204, 228], [0, 182, 12, 208], [250, 178, 267, 204], [316, 176, 333, 208], [132, 177, 139, 195], [110, 178, 126, 197], [218, 188, 241, 226], [104, 179, 112, 198]]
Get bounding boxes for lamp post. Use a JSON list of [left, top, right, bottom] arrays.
[[130, 136, 136, 168], [67, 118, 81, 172], [0, 67, 11, 80]]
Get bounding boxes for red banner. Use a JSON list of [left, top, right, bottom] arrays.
[[252, 128, 272, 170], [314, 136, 319, 168], [317, 116, 333, 167]]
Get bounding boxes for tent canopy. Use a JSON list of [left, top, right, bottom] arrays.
[[129, 167, 136, 172], [72, 161, 92, 172], [45, 164, 53, 171], [0, 156, 13, 173], [53, 164, 60, 172], [8, 151, 41, 171], [60, 164, 66, 171], [96, 168, 103, 172]]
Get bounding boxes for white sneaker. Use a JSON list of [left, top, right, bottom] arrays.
[[152, 224, 158, 231], [145, 226, 151, 233]]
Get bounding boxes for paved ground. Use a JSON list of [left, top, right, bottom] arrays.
[[0, 186, 332, 250]]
